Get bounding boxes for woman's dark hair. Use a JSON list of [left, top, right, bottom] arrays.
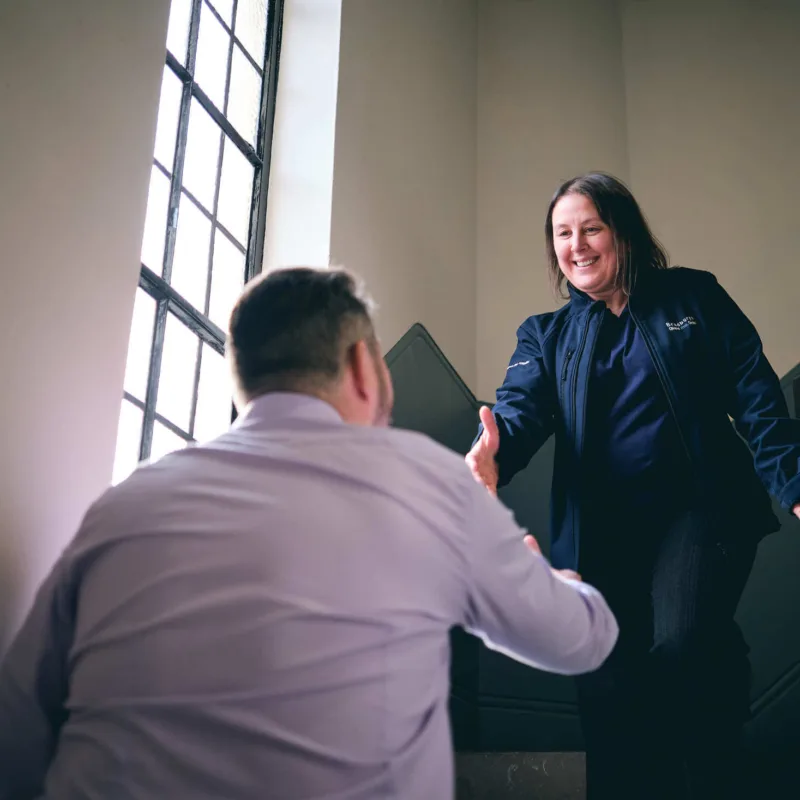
[[544, 172, 669, 298]]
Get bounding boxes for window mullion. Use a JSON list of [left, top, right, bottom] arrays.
[[188, 339, 204, 439], [248, 0, 284, 282], [140, 298, 169, 461], [186, 0, 203, 74], [140, 265, 226, 350], [162, 82, 191, 284]]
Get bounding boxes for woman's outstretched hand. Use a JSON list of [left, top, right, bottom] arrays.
[[466, 406, 500, 496]]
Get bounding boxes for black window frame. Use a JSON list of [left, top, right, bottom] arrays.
[[124, 0, 284, 460]]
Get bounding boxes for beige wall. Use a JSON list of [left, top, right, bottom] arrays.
[[269, 0, 800, 400], [330, 0, 479, 388], [476, 0, 629, 399], [621, 0, 800, 377], [476, 0, 800, 400], [0, 0, 168, 651]]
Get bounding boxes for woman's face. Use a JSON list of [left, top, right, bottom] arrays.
[[552, 193, 618, 299]]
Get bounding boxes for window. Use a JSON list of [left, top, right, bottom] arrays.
[[113, 0, 283, 484]]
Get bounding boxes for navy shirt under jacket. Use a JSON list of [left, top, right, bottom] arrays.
[[582, 306, 690, 515]]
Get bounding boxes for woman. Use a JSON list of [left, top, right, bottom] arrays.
[[466, 172, 800, 799]]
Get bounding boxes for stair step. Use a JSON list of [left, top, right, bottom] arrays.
[[455, 752, 585, 799], [456, 749, 800, 798]]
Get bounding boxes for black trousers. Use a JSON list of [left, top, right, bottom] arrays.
[[576, 506, 757, 800]]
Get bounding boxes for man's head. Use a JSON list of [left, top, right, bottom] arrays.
[[227, 266, 393, 427]]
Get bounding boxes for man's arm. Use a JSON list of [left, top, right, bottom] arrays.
[[0, 556, 76, 800], [461, 478, 618, 675]]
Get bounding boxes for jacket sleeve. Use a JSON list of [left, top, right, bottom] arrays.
[[711, 276, 800, 510], [481, 321, 557, 488], [0, 554, 75, 800]]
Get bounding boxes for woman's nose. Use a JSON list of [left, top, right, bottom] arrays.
[[572, 232, 586, 251]]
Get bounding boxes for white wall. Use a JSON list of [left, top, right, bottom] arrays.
[[0, 0, 168, 651], [329, 0, 479, 388], [621, 0, 800, 378], [263, 0, 343, 271], [476, 0, 629, 399]]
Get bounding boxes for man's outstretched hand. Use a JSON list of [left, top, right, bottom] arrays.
[[793, 503, 800, 521], [465, 406, 500, 496], [523, 533, 582, 582], [468, 408, 582, 581]]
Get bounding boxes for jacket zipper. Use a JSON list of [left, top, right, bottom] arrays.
[[570, 325, 590, 438], [575, 315, 601, 457], [628, 303, 695, 469], [568, 309, 598, 569], [560, 349, 573, 403]]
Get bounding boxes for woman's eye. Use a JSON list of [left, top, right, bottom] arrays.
[[558, 230, 570, 237], [585, 227, 600, 233]]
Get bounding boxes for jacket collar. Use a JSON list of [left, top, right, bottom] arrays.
[[565, 268, 663, 310], [566, 283, 597, 308]]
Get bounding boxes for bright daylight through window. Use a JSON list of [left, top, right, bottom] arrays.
[[113, 0, 283, 485]]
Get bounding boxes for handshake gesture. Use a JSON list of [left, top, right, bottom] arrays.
[[465, 406, 500, 496], [465, 406, 581, 582]]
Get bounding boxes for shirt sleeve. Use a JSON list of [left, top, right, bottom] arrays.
[[461, 479, 618, 675], [0, 554, 76, 800]]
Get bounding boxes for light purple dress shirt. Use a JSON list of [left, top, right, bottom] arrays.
[[0, 393, 617, 799]]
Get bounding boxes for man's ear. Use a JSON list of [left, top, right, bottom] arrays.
[[346, 339, 374, 401]]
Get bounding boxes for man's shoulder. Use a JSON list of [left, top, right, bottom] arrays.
[[375, 426, 476, 475], [82, 449, 200, 524], [101, 427, 474, 502], [325, 425, 479, 508]]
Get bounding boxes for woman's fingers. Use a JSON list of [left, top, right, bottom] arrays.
[[478, 406, 500, 455]]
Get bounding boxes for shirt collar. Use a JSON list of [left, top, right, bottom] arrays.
[[234, 392, 345, 430]]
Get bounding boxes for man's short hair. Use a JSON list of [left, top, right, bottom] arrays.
[[227, 266, 377, 401]]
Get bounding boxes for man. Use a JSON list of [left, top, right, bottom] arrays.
[[0, 267, 618, 799]]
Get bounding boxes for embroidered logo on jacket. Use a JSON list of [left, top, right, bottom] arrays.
[[507, 360, 530, 370], [665, 316, 697, 331]]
